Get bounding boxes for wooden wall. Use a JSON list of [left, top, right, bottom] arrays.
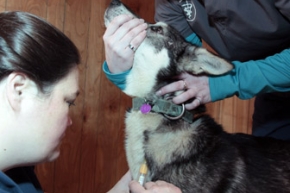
[[1, 0, 254, 193]]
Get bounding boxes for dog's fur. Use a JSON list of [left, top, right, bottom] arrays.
[[104, 1, 290, 192]]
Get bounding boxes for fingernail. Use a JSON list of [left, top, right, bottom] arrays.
[[156, 90, 162, 96]]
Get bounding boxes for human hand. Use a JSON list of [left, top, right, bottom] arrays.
[[157, 72, 211, 110], [103, 14, 147, 74], [130, 180, 182, 193], [107, 171, 131, 193], [107, 171, 181, 193]]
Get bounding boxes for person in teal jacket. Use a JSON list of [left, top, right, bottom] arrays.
[[103, 0, 290, 140]]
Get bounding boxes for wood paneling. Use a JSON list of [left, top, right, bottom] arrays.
[[1, 0, 254, 192], [0, 0, 5, 11]]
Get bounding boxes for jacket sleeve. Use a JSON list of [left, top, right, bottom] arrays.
[[102, 61, 130, 90], [154, 0, 201, 46], [275, 0, 290, 20], [209, 48, 290, 101]]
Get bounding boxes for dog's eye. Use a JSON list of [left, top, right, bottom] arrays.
[[150, 26, 163, 35]]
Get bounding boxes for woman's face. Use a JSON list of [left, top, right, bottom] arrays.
[[20, 66, 80, 163]]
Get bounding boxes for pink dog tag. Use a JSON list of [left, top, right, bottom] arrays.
[[140, 104, 151, 114]]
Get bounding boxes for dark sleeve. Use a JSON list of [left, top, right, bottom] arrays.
[[154, 0, 195, 38], [275, 0, 290, 20], [5, 167, 43, 193]]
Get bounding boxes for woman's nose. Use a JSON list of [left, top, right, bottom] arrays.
[[68, 117, 73, 126]]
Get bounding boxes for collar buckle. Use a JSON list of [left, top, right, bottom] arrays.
[[163, 104, 185, 120]]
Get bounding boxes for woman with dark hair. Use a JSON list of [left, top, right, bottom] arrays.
[[0, 11, 80, 193]]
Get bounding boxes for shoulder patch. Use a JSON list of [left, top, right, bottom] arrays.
[[179, 0, 196, 22]]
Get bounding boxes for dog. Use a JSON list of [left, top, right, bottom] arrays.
[[104, 1, 290, 192]]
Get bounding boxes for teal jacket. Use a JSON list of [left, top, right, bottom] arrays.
[[1, 167, 43, 193], [103, 44, 290, 101]]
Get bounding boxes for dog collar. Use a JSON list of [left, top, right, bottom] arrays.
[[132, 97, 193, 123]]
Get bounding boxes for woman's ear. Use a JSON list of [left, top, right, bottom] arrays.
[[6, 72, 32, 111]]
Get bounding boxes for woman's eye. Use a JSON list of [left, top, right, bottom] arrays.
[[67, 100, 76, 107]]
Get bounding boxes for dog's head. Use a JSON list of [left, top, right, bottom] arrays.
[[104, 0, 233, 100]]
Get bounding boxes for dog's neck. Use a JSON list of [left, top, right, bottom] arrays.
[[132, 97, 194, 123]]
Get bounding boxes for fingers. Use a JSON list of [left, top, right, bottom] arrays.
[[130, 180, 182, 193], [103, 14, 147, 74], [121, 170, 133, 183], [171, 88, 204, 109], [105, 18, 146, 54], [144, 181, 182, 193], [104, 14, 134, 37], [184, 96, 203, 110], [156, 73, 211, 110], [107, 171, 132, 193], [128, 30, 147, 52], [129, 180, 146, 193], [144, 181, 167, 189], [156, 80, 186, 96], [103, 14, 147, 51]]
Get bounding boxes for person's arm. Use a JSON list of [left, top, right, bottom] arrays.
[[155, 0, 201, 47], [275, 0, 290, 20], [102, 13, 147, 90], [210, 48, 290, 101], [103, 61, 130, 90], [157, 48, 290, 110]]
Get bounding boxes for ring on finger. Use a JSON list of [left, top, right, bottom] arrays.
[[195, 98, 201, 105], [182, 80, 187, 90], [128, 43, 137, 52]]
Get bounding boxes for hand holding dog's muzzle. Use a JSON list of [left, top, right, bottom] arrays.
[[103, 15, 147, 74]]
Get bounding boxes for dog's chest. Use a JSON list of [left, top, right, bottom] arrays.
[[124, 110, 199, 180], [125, 111, 164, 180]]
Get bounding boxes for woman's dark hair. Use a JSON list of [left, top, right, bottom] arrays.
[[0, 11, 80, 91]]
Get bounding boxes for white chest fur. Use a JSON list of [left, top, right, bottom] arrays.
[[125, 111, 163, 180]]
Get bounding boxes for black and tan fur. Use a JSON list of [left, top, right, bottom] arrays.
[[104, 1, 290, 192]]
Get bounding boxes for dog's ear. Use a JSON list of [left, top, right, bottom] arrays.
[[179, 46, 233, 75]]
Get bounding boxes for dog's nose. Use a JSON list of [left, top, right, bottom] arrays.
[[150, 26, 163, 35], [110, 0, 121, 6]]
